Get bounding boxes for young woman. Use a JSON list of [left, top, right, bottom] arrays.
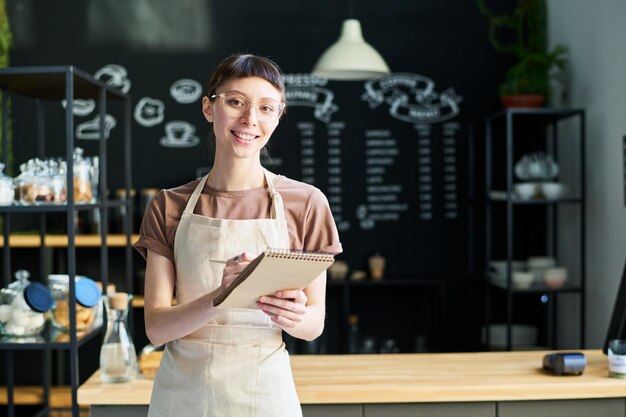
[[134, 53, 342, 417]]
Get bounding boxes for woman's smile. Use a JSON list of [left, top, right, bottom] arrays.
[[231, 129, 260, 143]]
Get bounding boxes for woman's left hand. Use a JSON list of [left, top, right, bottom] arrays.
[[257, 289, 308, 328]]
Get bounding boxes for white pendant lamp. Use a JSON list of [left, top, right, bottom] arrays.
[[312, 19, 390, 80]]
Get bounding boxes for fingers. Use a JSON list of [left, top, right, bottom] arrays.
[[221, 252, 252, 290], [257, 289, 308, 328]]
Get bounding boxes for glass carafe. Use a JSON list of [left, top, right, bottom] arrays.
[[99, 292, 138, 383]]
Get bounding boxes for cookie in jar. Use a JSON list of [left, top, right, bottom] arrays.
[[49, 275, 102, 333], [73, 147, 96, 203]]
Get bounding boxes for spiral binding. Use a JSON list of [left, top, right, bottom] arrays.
[[266, 247, 335, 262]]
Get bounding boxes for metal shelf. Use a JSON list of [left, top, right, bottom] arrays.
[[0, 324, 104, 350], [482, 107, 586, 352], [0, 66, 128, 100], [0, 65, 133, 417], [488, 192, 582, 204], [480, 275, 583, 294], [0, 199, 128, 213], [485, 107, 583, 124]]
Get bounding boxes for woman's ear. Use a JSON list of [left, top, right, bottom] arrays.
[[202, 96, 214, 123]]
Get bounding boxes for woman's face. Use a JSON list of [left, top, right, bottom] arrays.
[[202, 76, 283, 162]]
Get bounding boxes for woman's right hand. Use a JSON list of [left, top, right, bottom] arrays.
[[219, 252, 253, 292]]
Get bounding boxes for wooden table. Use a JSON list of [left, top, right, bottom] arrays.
[[79, 350, 626, 417]]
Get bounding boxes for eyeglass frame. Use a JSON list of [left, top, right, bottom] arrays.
[[209, 92, 286, 123]]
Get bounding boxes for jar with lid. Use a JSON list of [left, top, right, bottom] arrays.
[[31, 159, 66, 205], [0, 269, 53, 337], [49, 275, 102, 334], [14, 160, 35, 205]]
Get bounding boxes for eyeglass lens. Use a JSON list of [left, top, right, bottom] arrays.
[[219, 92, 283, 122]]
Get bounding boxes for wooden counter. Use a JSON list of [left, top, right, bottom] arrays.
[[78, 350, 626, 417]]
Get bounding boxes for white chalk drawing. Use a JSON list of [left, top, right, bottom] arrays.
[[284, 73, 338, 123], [134, 97, 165, 127], [159, 121, 200, 148], [95, 64, 131, 94], [76, 114, 117, 140], [361, 73, 462, 124], [170, 79, 202, 104], [356, 204, 375, 230], [61, 99, 96, 116]]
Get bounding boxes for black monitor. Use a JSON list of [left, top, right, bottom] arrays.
[[604, 257, 626, 353]]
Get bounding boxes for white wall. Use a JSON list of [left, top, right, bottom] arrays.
[[548, 0, 626, 348]]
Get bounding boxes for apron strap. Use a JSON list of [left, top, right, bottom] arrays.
[[264, 169, 286, 221], [183, 174, 209, 214]]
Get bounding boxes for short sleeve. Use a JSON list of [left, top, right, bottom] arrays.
[[134, 190, 175, 263], [302, 189, 343, 254]]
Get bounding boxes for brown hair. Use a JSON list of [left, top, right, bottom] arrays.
[[206, 53, 286, 105]]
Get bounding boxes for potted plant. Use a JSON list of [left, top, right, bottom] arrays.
[[477, 0, 568, 108]]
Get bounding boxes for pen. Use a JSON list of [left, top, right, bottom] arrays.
[[209, 259, 227, 264]]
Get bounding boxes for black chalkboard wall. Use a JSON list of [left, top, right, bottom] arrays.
[[6, 0, 515, 347]]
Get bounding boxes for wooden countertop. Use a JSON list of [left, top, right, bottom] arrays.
[[78, 350, 626, 405]]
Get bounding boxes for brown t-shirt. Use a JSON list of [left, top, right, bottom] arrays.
[[134, 175, 343, 263]]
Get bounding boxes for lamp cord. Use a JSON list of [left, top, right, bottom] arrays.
[[348, 0, 354, 18]]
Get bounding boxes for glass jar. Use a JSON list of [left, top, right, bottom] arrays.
[[49, 275, 102, 333], [110, 188, 136, 233], [73, 148, 95, 203], [0, 269, 53, 337], [14, 161, 35, 205], [31, 159, 66, 205], [0, 162, 14, 205]]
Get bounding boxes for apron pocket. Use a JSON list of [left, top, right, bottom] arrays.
[[166, 338, 261, 417]]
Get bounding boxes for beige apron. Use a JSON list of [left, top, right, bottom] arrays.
[[148, 170, 302, 417]]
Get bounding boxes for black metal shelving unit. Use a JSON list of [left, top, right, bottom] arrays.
[[0, 66, 132, 417], [482, 107, 585, 351]]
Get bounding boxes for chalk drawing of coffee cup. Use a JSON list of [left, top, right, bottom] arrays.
[[62, 99, 96, 116], [170, 79, 202, 104], [95, 64, 131, 94], [159, 121, 200, 148], [76, 114, 117, 140], [134, 97, 165, 127]]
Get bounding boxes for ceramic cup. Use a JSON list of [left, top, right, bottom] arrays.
[[368, 254, 386, 281], [328, 260, 349, 281]]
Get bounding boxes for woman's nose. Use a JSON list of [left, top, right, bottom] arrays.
[[240, 106, 258, 125]]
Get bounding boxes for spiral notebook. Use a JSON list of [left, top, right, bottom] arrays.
[[213, 248, 335, 309]]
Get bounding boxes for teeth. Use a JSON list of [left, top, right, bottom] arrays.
[[235, 132, 256, 141]]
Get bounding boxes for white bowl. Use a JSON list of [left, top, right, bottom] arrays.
[[541, 182, 567, 199], [513, 272, 534, 288], [514, 183, 538, 200], [543, 267, 568, 288]]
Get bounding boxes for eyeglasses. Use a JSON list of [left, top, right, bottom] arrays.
[[210, 92, 285, 123]]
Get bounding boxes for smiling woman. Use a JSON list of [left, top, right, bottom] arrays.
[[133, 53, 342, 417]]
